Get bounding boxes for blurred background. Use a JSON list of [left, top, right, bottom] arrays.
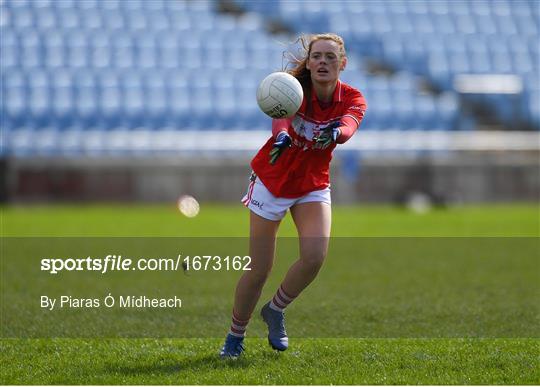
[[1, 0, 539, 205]]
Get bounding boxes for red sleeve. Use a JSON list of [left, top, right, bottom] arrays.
[[337, 91, 367, 144], [336, 116, 359, 144], [272, 118, 292, 138]]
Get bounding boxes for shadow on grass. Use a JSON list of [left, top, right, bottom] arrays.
[[104, 351, 282, 377]]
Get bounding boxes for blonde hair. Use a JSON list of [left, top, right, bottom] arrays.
[[284, 33, 346, 116]]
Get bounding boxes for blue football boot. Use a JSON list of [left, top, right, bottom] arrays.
[[219, 333, 245, 359], [261, 302, 288, 351]]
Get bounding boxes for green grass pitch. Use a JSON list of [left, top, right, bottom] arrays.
[[1, 203, 539, 384]]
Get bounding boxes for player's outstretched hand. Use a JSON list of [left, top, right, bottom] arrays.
[[313, 121, 341, 149], [269, 131, 292, 165]]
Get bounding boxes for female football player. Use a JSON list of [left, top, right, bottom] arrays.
[[220, 33, 367, 358]]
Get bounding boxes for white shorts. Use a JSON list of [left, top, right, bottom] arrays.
[[241, 174, 331, 221]]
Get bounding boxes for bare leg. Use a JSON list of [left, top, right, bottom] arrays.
[[232, 210, 280, 320], [280, 202, 331, 296]]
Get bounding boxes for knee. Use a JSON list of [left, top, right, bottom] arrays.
[[245, 268, 271, 287], [300, 251, 326, 272]]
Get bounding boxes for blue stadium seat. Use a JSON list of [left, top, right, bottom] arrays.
[[515, 13, 537, 36], [0, 41, 18, 69], [432, 13, 457, 35], [11, 7, 35, 29], [2, 0, 539, 156], [243, 0, 280, 17], [166, 88, 193, 129], [475, 14, 498, 35], [55, 7, 81, 29], [469, 52, 491, 74], [74, 88, 100, 128], [526, 91, 540, 127], [511, 52, 532, 74], [32, 7, 57, 30], [122, 0, 144, 11], [436, 93, 459, 130], [414, 96, 438, 130], [144, 88, 167, 129], [496, 13, 519, 35], [3, 86, 27, 129], [76, 0, 98, 10], [99, 86, 121, 128], [79, 8, 103, 30], [28, 87, 51, 127], [52, 0, 77, 11], [380, 33, 405, 67], [51, 85, 75, 129], [99, 9, 124, 30], [392, 90, 415, 129]]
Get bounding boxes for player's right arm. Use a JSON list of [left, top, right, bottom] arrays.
[[272, 118, 292, 138], [269, 118, 293, 165]]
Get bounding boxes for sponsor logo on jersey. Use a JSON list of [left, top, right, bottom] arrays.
[[291, 117, 340, 150]]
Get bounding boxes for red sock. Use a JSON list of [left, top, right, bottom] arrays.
[[269, 284, 297, 312], [229, 310, 249, 337]]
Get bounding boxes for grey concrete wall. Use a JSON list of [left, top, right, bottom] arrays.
[[331, 152, 540, 204], [2, 152, 539, 204]]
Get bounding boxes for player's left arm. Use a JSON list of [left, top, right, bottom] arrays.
[[314, 91, 367, 148], [335, 91, 367, 144]]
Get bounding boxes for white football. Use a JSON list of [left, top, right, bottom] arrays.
[[256, 72, 304, 119], [177, 195, 200, 218]]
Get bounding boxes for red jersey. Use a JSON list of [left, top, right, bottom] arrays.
[[251, 80, 367, 198]]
